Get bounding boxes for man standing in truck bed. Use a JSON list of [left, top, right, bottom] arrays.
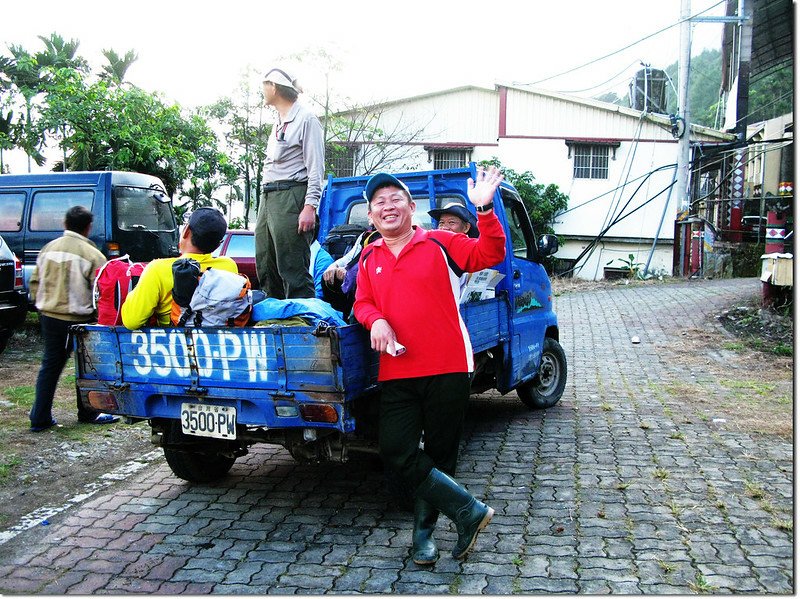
[[255, 67, 324, 299], [353, 166, 506, 564]]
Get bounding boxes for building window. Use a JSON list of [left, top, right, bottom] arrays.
[[423, 145, 474, 170], [433, 149, 468, 170], [327, 144, 357, 178], [572, 144, 609, 179]]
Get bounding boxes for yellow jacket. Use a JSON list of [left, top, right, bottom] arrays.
[[121, 253, 238, 329]]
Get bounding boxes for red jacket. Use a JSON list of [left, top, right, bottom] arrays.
[[353, 211, 506, 381]]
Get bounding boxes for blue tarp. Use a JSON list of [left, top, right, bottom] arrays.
[[252, 297, 346, 327]]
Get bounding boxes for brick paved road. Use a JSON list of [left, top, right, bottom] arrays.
[[0, 278, 793, 594]]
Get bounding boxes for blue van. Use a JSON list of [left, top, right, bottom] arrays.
[[0, 171, 180, 295]]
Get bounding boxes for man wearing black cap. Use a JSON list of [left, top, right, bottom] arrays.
[[121, 207, 237, 329], [255, 66, 324, 299], [353, 167, 506, 564], [428, 201, 479, 239]]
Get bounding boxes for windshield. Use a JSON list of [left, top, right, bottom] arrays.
[[114, 186, 176, 232]]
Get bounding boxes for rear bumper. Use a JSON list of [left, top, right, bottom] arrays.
[[0, 290, 27, 331]]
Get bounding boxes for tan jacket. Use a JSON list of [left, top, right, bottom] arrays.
[[30, 230, 107, 322]]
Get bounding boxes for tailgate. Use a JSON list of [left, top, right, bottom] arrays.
[[74, 323, 378, 432], [462, 297, 509, 352]]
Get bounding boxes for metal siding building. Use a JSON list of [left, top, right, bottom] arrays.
[[330, 84, 733, 279]]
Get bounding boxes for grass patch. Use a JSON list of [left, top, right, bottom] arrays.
[[658, 560, 675, 573], [722, 341, 746, 351], [654, 468, 669, 480], [772, 343, 793, 356], [688, 572, 718, 593], [669, 431, 685, 440], [772, 518, 793, 532], [0, 455, 21, 480], [2, 385, 36, 408], [720, 380, 775, 396], [448, 575, 462, 594], [744, 480, 767, 500]]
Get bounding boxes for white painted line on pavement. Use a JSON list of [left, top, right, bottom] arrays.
[[0, 450, 163, 546]]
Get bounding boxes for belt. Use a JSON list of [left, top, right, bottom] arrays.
[[263, 180, 307, 193]]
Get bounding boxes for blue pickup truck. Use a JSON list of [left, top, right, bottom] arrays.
[[74, 165, 567, 483]]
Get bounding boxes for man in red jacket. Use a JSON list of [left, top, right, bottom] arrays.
[[353, 166, 506, 564]]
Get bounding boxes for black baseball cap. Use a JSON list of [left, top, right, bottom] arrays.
[[187, 207, 227, 252]]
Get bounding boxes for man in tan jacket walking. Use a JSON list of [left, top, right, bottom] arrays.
[[28, 206, 118, 431]]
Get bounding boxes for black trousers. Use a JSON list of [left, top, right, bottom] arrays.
[[30, 314, 98, 427], [379, 372, 471, 491]]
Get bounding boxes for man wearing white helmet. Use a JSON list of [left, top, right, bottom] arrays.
[[255, 67, 325, 299]]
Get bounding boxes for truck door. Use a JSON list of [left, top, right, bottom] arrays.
[[496, 187, 558, 393]]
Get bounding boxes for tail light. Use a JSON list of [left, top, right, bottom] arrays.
[[106, 242, 121, 258], [299, 404, 339, 424], [86, 391, 119, 411], [12, 254, 23, 289]]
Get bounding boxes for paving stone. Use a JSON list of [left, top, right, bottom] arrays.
[[0, 279, 791, 595]]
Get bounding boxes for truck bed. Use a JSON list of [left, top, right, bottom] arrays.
[[74, 322, 379, 434]]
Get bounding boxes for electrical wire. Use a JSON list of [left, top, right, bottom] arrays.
[[555, 62, 641, 95], [514, 0, 727, 87], [689, 139, 793, 206], [558, 163, 678, 216], [563, 164, 673, 276], [561, 178, 677, 277]]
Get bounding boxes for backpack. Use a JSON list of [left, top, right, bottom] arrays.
[[322, 223, 367, 260], [170, 258, 202, 325], [93, 256, 147, 326], [171, 258, 253, 327]]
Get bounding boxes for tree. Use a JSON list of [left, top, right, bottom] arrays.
[[748, 64, 793, 123], [325, 102, 432, 175], [1, 33, 88, 170], [662, 48, 792, 128], [41, 68, 229, 197], [201, 68, 270, 227], [478, 157, 569, 236], [279, 46, 429, 176], [100, 48, 138, 85]]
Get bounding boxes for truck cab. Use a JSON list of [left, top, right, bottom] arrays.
[[320, 164, 565, 407]]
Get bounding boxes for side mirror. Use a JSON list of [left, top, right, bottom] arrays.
[[538, 234, 559, 257]]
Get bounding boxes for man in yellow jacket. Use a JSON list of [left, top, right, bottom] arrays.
[[122, 207, 238, 329]]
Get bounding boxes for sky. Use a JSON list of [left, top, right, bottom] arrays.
[[1, 0, 729, 110]]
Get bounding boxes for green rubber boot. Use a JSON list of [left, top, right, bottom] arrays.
[[415, 468, 494, 560], [412, 498, 439, 565]]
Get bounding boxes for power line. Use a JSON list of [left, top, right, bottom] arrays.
[[514, 0, 727, 87]]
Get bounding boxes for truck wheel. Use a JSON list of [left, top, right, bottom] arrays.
[[163, 447, 235, 483], [517, 338, 567, 409]]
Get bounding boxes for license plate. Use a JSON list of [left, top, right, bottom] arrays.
[[180, 403, 237, 439]]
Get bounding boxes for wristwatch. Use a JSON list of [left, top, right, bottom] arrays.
[[475, 202, 494, 213]]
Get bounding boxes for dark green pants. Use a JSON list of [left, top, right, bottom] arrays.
[[379, 373, 471, 491], [255, 185, 314, 299]]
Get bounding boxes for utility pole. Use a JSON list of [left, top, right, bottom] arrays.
[[728, 0, 753, 241], [677, 0, 692, 215]]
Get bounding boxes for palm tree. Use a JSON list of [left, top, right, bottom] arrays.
[[35, 33, 86, 75], [100, 49, 138, 85], [2, 34, 85, 171]]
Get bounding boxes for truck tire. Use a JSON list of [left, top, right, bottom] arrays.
[[163, 447, 235, 483], [517, 338, 567, 409]]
